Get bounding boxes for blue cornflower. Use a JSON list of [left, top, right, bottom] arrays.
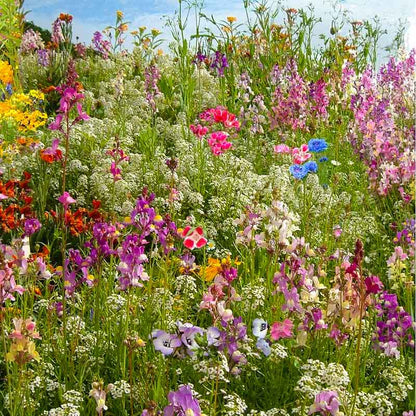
[[289, 164, 308, 179], [308, 138, 328, 153], [304, 161, 318, 173], [319, 156, 328, 162]]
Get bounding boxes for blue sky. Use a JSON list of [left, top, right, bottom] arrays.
[[24, 0, 416, 54]]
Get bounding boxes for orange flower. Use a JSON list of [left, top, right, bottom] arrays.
[[227, 16, 237, 23]]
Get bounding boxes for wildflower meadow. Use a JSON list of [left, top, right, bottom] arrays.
[[0, 1, 415, 415]]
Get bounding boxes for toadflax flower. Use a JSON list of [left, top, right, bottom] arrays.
[[308, 390, 340, 415], [58, 192, 76, 210], [270, 319, 293, 341], [163, 385, 201, 416]]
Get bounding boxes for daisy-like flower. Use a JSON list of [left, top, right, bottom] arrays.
[[181, 226, 207, 250]]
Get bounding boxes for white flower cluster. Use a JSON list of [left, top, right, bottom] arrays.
[[381, 366, 413, 402], [294, 359, 349, 400], [43, 404, 81, 416], [110, 380, 131, 399], [175, 274, 198, 299], [192, 353, 230, 384], [223, 392, 248, 415], [240, 282, 266, 313], [106, 293, 127, 314]]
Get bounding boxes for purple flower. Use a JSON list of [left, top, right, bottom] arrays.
[[308, 390, 340, 415], [24, 218, 41, 236], [152, 330, 182, 356], [163, 385, 201, 416], [206, 326, 221, 347], [177, 322, 204, 355]]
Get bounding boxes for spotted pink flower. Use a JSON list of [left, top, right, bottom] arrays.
[[181, 226, 207, 250]]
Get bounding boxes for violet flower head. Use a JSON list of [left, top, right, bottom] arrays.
[[163, 385, 201, 416], [23, 218, 41, 237]]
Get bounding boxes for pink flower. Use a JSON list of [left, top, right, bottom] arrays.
[[270, 319, 293, 340], [190, 124, 209, 138], [274, 144, 291, 154], [182, 226, 207, 250], [292, 144, 312, 164], [333, 225, 342, 239], [207, 131, 232, 156], [58, 192, 76, 210]]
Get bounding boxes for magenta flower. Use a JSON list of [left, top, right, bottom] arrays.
[[58, 192, 76, 210], [308, 390, 340, 415], [364, 275, 383, 294], [270, 319, 293, 341], [163, 385, 201, 416], [207, 131, 232, 156]]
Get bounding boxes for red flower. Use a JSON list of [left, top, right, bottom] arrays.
[[181, 226, 207, 250]]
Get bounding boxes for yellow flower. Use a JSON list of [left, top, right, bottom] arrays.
[[151, 28, 161, 36], [199, 257, 221, 282], [116, 10, 124, 19], [227, 16, 237, 23], [0, 61, 13, 85]]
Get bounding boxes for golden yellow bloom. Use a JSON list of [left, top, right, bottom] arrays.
[[0, 61, 13, 85], [227, 16, 237, 23], [116, 10, 124, 19], [157, 49, 164, 56], [119, 24, 128, 32], [131, 30, 138, 35], [151, 28, 161, 37], [199, 258, 221, 282], [139, 26, 147, 33]]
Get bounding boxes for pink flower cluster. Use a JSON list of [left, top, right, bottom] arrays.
[[348, 50, 415, 198], [269, 60, 329, 133], [190, 106, 240, 156], [274, 143, 312, 164]]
